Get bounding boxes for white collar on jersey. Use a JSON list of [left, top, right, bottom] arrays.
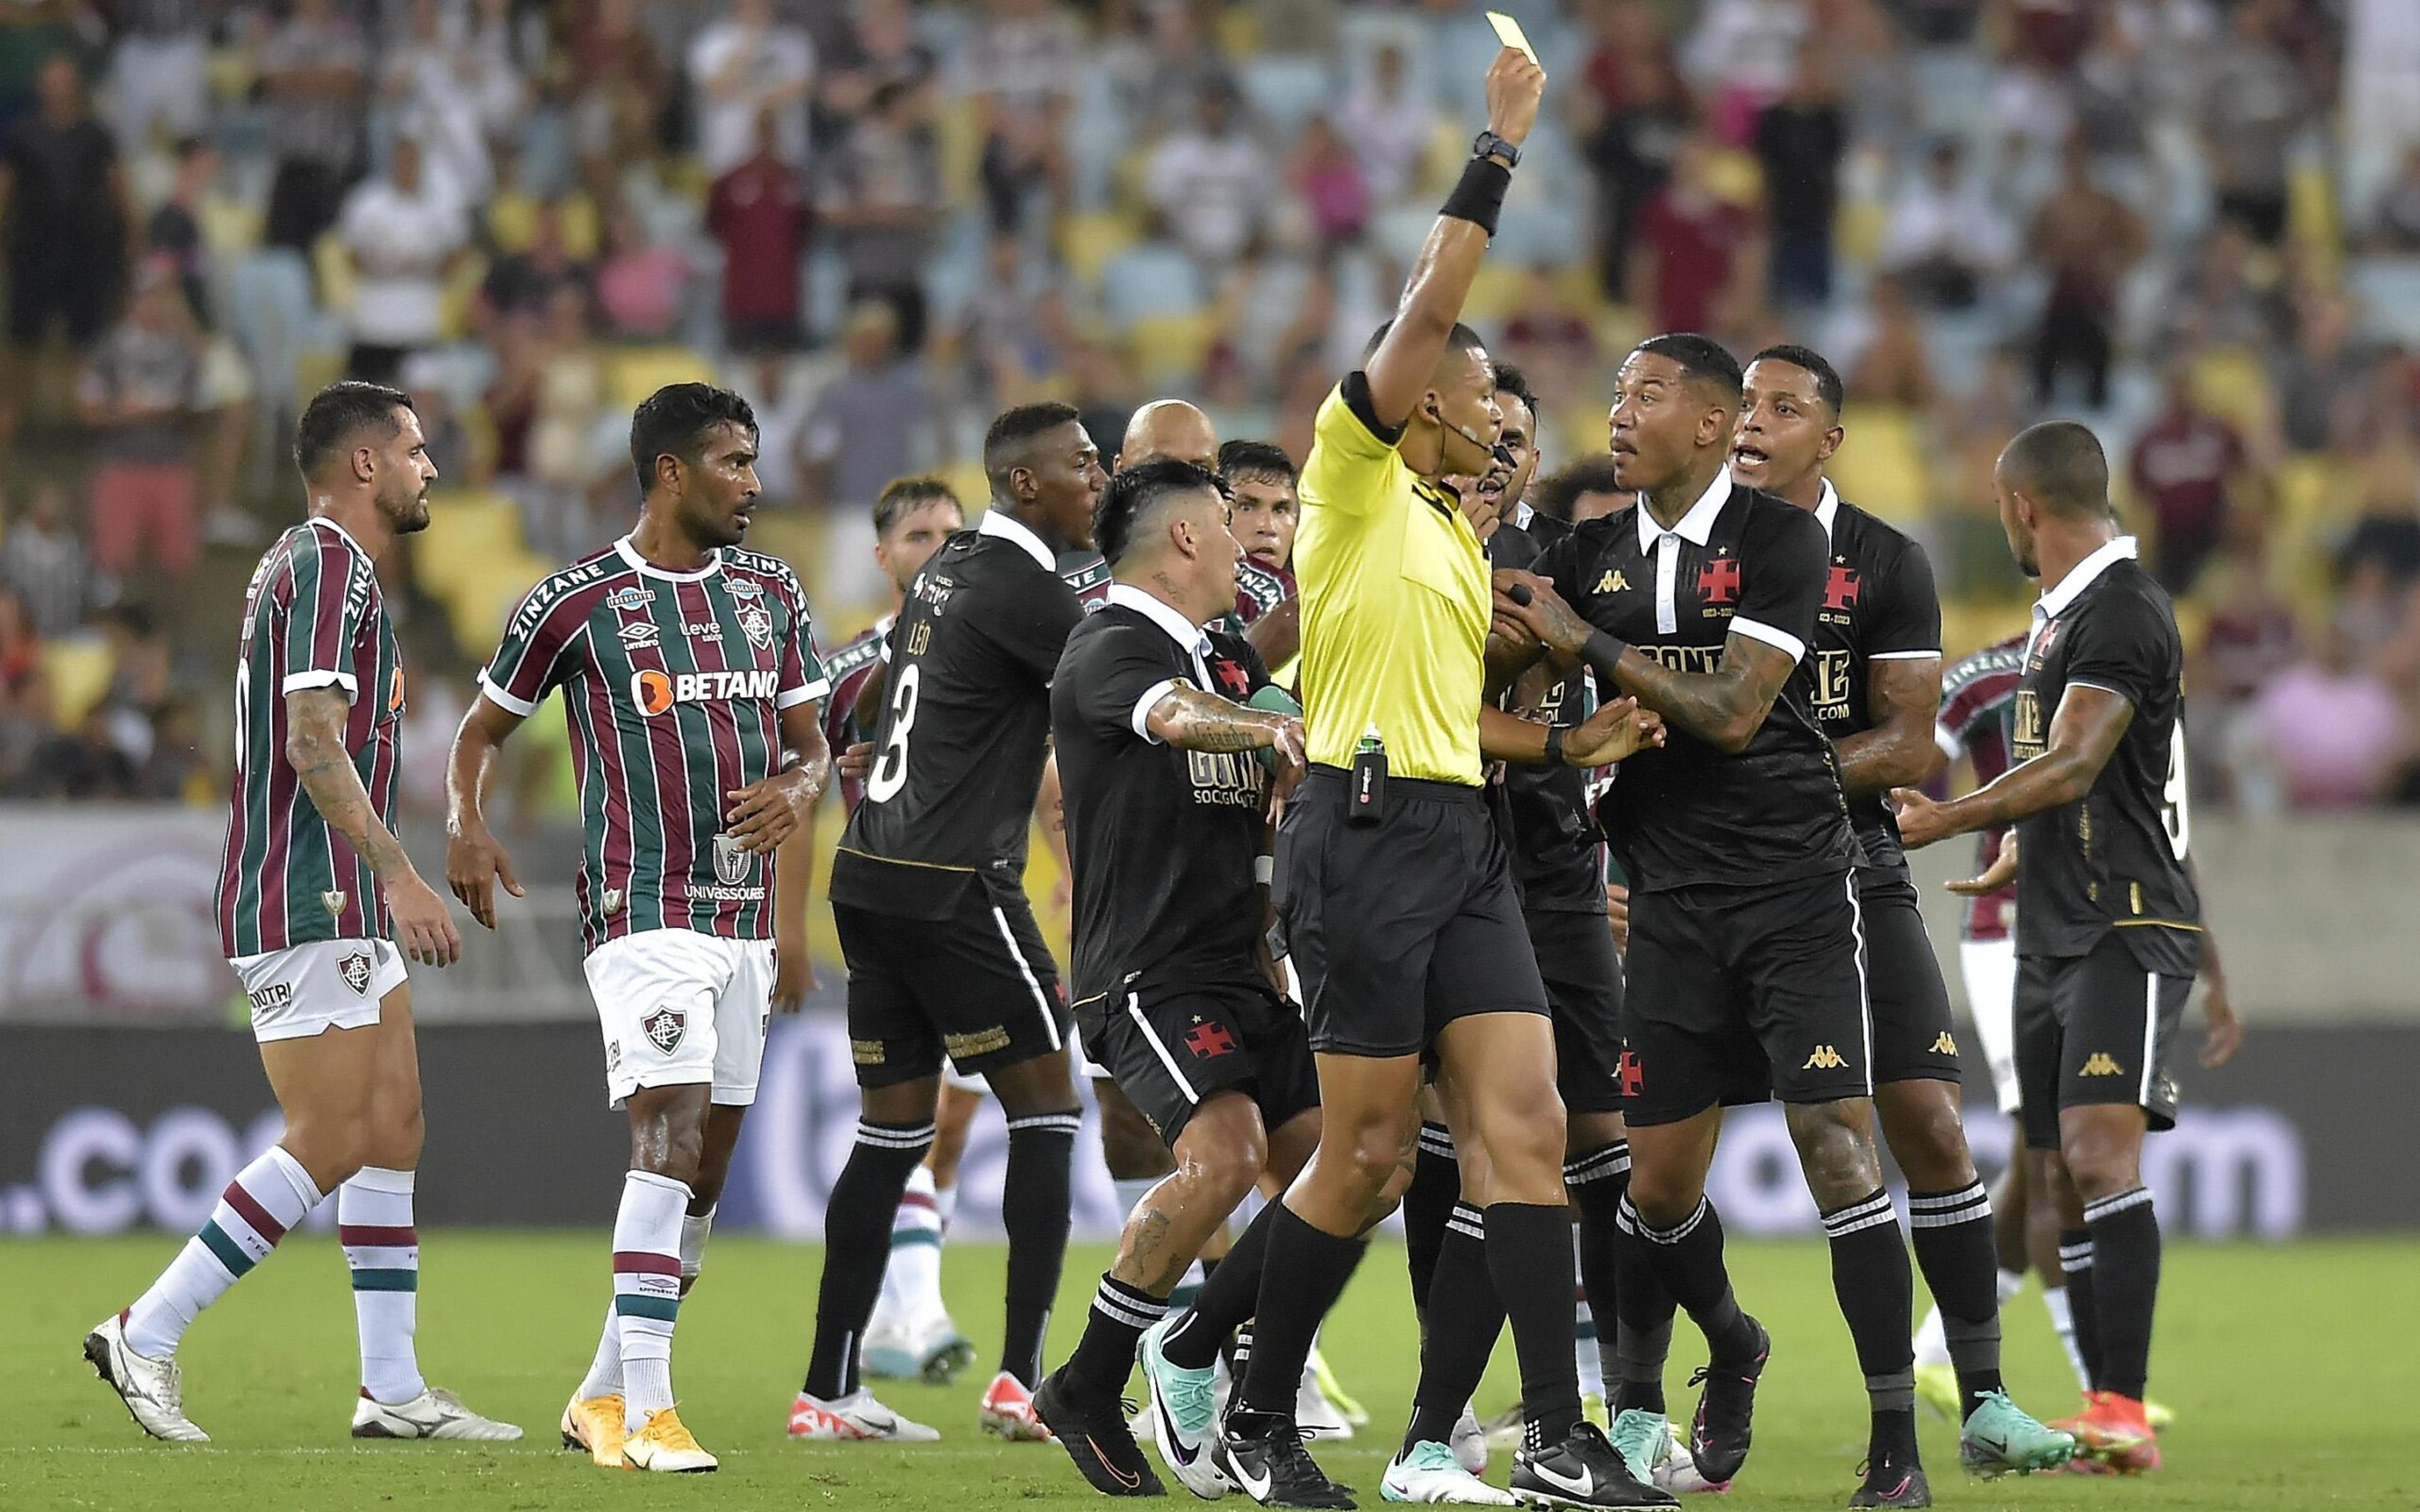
[[976, 507, 1056, 571], [1106, 581, 1212, 658], [614, 536, 723, 581], [1635, 466, 1732, 554], [1814, 478, 1841, 539], [2034, 535, 2140, 622], [308, 513, 369, 559]]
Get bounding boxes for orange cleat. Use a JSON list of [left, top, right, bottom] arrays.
[[2053, 1391, 2160, 1474]]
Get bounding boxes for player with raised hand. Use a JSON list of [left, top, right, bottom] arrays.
[[446, 382, 833, 1474], [88, 382, 517, 1447]]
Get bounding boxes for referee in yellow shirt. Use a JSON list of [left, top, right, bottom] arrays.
[[1201, 46, 1673, 1512]]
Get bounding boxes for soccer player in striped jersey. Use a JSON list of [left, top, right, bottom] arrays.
[[445, 384, 833, 1474], [1219, 439, 1302, 673], [87, 382, 519, 1446]]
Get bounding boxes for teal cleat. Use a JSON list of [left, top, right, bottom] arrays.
[[1959, 1390, 2078, 1479], [1140, 1318, 1231, 1499], [1609, 1409, 1674, 1486]]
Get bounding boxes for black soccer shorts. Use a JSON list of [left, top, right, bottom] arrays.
[[1526, 905, 1628, 1114], [1074, 973, 1320, 1145], [1277, 769, 1548, 1059], [1621, 869, 1873, 1126], [835, 877, 1071, 1089], [1857, 869, 1964, 1088], [2015, 932, 2196, 1150]]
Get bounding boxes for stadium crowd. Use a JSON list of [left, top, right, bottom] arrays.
[[0, 0, 2417, 811]]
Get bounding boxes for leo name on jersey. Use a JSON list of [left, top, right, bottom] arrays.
[[478, 537, 828, 952]]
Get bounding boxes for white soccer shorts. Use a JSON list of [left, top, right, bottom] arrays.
[[942, 1057, 989, 1095], [584, 930, 776, 1108], [229, 938, 405, 1043], [1959, 936, 2022, 1115]]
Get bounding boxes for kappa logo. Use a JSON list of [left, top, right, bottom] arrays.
[[1594, 569, 1632, 593], [337, 948, 374, 997], [605, 587, 654, 611], [2080, 1051, 2125, 1077], [641, 1005, 686, 1054], [606, 1039, 621, 1072], [1802, 1044, 1848, 1070], [1931, 1031, 1959, 1055], [1184, 1019, 1236, 1058], [630, 667, 782, 714], [618, 620, 661, 649], [737, 604, 775, 651]]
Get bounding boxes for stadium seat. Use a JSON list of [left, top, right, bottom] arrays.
[[1056, 211, 1142, 291], [1831, 404, 1933, 526], [602, 346, 717, 413], [1129, 312, 1218, 387], [42, 639, 114, 727], [2189, 346, 2273, 434], [415, 490, 548, 649], [1102, 244, 1207, 324], [2349, 257, 2420, 345], [1238, 56, 1335, 137], [311, 232, 357, 316]]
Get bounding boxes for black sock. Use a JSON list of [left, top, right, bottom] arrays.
[[999, 1109, 1080, 1388], [1163, 1199, 1279, 1369], [805, 1117, 935, 1399], [2058, 1230, 2102, 1392], [1403, 1204, 1502, 1453], [1564, 1143, 1628, 1392], [2083, 1188, 2160, 1401], [1908, 1181, 2005, 1419], [1610, 1200, 1674, 1415], [1821, 1190, 1917, 1445], [1485, 1202, 1583, 1450], [1239, 1203, 1366, 1419], [1623, 1193, 1759, 1367], [1403, 1123, 1460, 1322], [1064, 1272, 1171, 1399]]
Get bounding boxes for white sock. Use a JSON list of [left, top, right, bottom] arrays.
[[935, 1179, 959, 1230], [1997, 1266, 2025, 1305], [577, 1302, 621, 1400], [2043, 1286, 2090, 1390], [1913, 1302, 1952, 1369], [339, 1166, 425, 1404], [1573, 1229, 1604, 1397], [1113, 1177, 1158, 1223], [882, 1166, 948, 1322], [680, 1206, 714, 1296], [126, 1146, 321, 1358], [613, 1170, 691, 1431]]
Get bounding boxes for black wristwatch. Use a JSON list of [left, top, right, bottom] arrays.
[[1472, 130, 1521, 169], [1543, 724, 1565, 767]]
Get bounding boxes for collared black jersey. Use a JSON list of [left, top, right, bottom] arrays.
[[1804, 491, 1942, 876], [1052, 609, 1270, 1002], [1536, 480, 1859, 893], [2010, 544, 2201, 973], [830, 529, 1085, 919], [1489, 512, 1605, 914]]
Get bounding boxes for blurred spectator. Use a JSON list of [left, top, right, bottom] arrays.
[[2193, 539, 2302, 713], [478, 200, 587, 328], [1577, 29, 1691, 302], [968, 0, 1079, 233], [2251, 621, 2410, 807], [0, 583, 50, 789], [139, 694, 207, 803], [799, 301, 936, 515], [2274, 291, 2365, 454], [1291, 115, 1369, 252], [401, 354, 477, 486], [338, 137, 470, 384], [2131, 358, 2251, 592], [1123, 0, 1230, 136], [77, 261, 202, 583], [1148, 82, 1264, 269], [1879, 139, 2014, 311], [819, 81, 946, 352], [1848, 274, 1938, 411], [107, 1, 210, 152], [3, 54, 130, 355], [594, 207, 690, 341], [20, 709, 138, 801], [2165, 221, 2285, 350], [819, 0, 940, 123], [0, 477, 91, 638], [1336, 42, 1434, 207], [1683, 0, 1810, 142], [2029, 138, 2147, 409], [568, 0, 674, 170], [689, 0, 815, 178], [383, 0, 527, 209], [2370, 144, 2420, 251], [258, 0, 370, 251], [2339, 429, 2420, 589], [2204, 0, 2307, 245], [146, 137, 219, 326], [1632, 134, 1753, 336], [1752, 45, 1845, 308], [1502, 266, 1595, 404], [711, 108, 814, 353]]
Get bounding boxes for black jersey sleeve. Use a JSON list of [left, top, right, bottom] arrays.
[[2062, 584, 2177, 710], [1867, 537, 1943, 658], [1531, 520, 1591, 605], [981, 568, 1088, 686], [1729, 503, 1828, 662], [1061, 619, 1185, 743]]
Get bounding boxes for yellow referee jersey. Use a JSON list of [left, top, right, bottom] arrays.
[[1293, 375, 1490, 786]]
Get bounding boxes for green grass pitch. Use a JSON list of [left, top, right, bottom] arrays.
[[3, 1234, 2414, 1509]]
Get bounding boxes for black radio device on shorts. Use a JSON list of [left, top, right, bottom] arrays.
[[1348, 723, 1387, 825]]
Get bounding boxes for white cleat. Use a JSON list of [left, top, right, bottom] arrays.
[[352, 1385, 525, 1440], [1296, 1363, 1354, 1441], [1385, 1440, 1518, 1504], [1141, 1318, 1232, 1499], [1652, 1419, 1727, 1494], [979, 1370, 1053, 1441], [1451, 1406, 1489, 1475], [788, 1387, 941, 1441], [84, 1313, 207, 1442]]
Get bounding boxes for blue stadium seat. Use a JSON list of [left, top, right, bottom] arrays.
[[1238, 56, 1336, 136], [2349, 258, 2420, 345], [1102, 243, 1208, 323]]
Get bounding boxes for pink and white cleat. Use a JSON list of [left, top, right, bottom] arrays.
[[979, 1371, 1054, 1441], [787, 1388, 940, 1441]]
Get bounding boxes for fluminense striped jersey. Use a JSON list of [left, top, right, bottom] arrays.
[[478, 538, 830, 953], [1937, 633, 2026, 942], [217, 517, 404, 956], [819, 618, 890, 811]]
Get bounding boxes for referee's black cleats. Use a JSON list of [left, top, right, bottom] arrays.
[[1509, 1420, 1678, 1509], [1686, 1314, 1770, 1485], [1216, 1409, 1355, 1509], [1035, 1369, 1164, 1497]]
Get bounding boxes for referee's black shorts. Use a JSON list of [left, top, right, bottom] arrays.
[[1277, 766, 1548, 1059]]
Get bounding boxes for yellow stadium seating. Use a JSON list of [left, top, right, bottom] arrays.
[[2189, 346, 2271, 433], [1831, 404, 1932, 525], [1939, 597, 2029, 662], [1129, 312, 1218, 386], [414, 490, 549, 650], [602, 346, 717, 413], [1057, 212, 1143, 290], [42, 639, 115, 727], [311, 233, 357, 315]]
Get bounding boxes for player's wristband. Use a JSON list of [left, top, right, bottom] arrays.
[[1441, 156, 1512, 237], [1543, 724, 1565, 767], [1582, 629, 1628, 676]]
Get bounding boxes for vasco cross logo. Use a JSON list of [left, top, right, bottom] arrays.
[[1802, 1044, 1848, 1070], [1697, 556, 1741, 604]]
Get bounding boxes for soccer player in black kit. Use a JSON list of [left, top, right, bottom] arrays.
[[1895, 421, 2204, 1475], [1729, 347, 2075, 1478], [792, 403, 1107, 1443], [1032, 459, 1322, 1497], [1494, 334, 1928, 1508]]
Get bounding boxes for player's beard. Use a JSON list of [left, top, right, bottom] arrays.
[[386, 484, 433, 536]]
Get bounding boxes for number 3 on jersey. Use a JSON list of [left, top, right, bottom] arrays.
[[2161, 723, 2190, 860], [866, 663, 921, 804]]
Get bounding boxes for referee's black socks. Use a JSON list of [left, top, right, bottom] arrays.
[[1907, 1181, 2005, 1419], [1819, 1189, 1918, 1450], [1486, 1201, 1585, 1449], [804, 1117, 936, 1400], [1160, 1198, 1281, 1370], [999, 1109, 1081, 1389], [1236, 1204, 1366, 1418]]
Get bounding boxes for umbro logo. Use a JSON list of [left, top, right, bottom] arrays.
[[1931, 1031, 1958, 1055], [1594, 570, 1632, 593], [1802, 1045, 1848, 1070], [2079, 1052, 2125, 1077]]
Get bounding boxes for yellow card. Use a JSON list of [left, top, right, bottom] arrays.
[[1485, 11, 1540, 64]]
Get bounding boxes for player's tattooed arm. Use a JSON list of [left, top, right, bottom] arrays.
[[1835, 654, 1947, 799], [444, 694, 530, 931], [1893, 683, 2133, 847], [1145, 686, 1305, 757], [285, 686, 461, 965]]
